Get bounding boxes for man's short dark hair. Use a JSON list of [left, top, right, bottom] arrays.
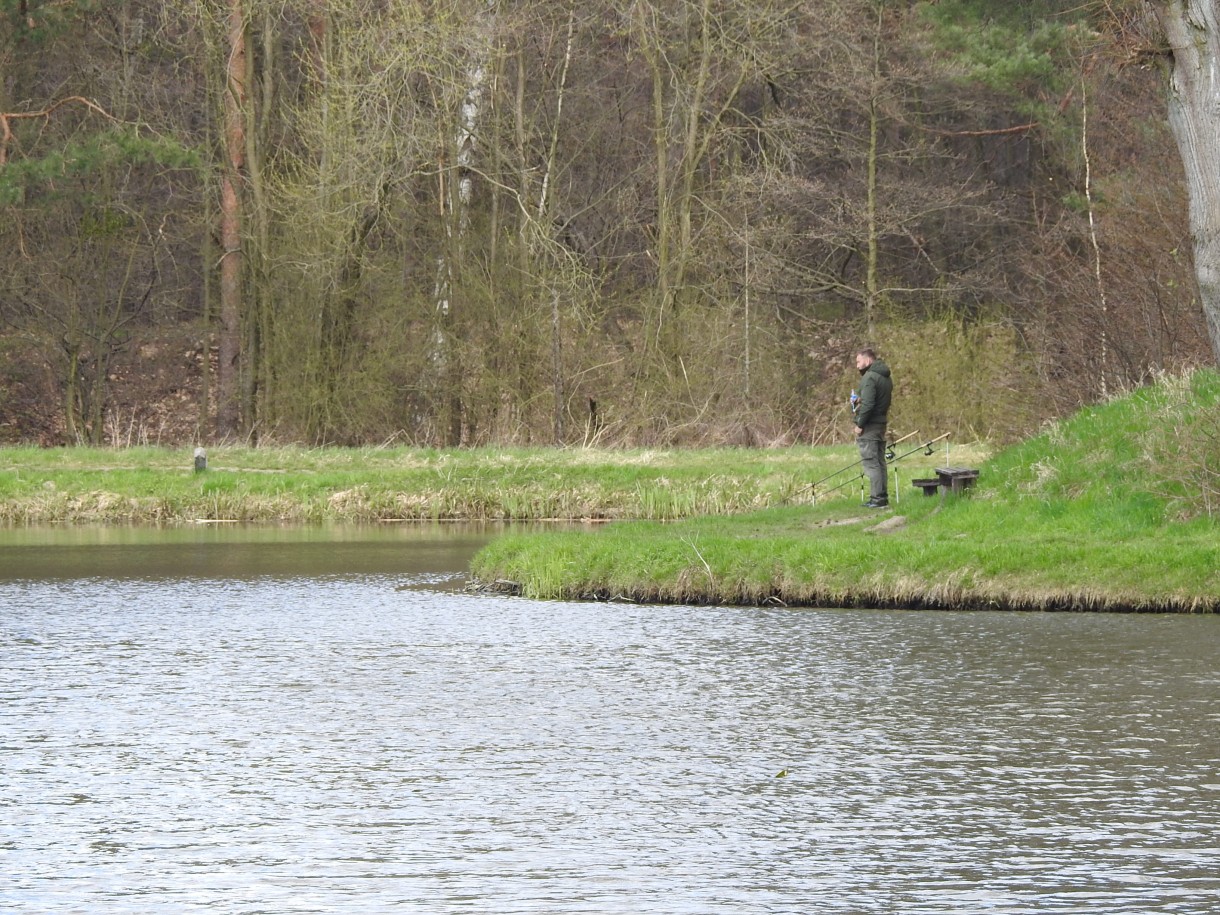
[[857, 347, 877, 360]]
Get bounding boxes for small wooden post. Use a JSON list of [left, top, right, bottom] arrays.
[[194, 447, 207, 473]]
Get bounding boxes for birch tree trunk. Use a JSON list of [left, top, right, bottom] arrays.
[[1154, 0, 1220, 364], [535, 9, 575, 444], [431, 5, 495, 445]]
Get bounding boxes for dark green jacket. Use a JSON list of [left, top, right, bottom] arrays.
[[855, 360, 892, 429]]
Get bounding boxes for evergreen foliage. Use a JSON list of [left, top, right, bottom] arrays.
[[0, 128, 200, 206], [0, 0, 99, 43], [918, 0, 1086, 109]]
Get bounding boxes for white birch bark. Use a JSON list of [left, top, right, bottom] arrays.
[[430, 3, 496, 443], [434, 8, 494, 322]]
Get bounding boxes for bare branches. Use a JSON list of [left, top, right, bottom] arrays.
[[918, 122, 1039, 137]]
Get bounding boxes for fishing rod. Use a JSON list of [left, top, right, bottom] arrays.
[[810, 432, 950, 503], [887, 431, 950, 465], [884, 429, 923, 460], [803, 430, 920, 493]]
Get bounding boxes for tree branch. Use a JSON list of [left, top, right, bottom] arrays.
[[0, 96, 118, 167], [918, 122, 1039, 138]]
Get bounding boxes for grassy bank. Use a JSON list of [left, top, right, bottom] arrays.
[[471, 371, 1220, 612], [0, 438, 971, 525]]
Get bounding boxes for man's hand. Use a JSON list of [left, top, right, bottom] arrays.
[[855, 426, 863, 436]]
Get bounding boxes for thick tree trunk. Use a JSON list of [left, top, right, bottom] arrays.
[[1155, 0, 1220, 364]]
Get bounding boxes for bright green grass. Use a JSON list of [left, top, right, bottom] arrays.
[[471, 371, 1220, 612], [0, 438, 974, 524]]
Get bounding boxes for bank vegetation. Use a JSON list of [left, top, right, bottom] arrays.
[[470, 370, 1220, 612], [0, 437, 968, 525]]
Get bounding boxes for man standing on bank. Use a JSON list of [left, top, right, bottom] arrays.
[[853, 347, 893, 508]]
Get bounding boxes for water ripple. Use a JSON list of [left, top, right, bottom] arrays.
[[2, 577, 1218, 913]]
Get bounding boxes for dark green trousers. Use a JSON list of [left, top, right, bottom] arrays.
[[857, 425, 888, 501]]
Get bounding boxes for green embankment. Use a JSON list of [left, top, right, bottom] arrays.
[[471, 371, 1220, 612]]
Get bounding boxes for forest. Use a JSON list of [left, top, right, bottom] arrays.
[[0, 0, 1213, 448]]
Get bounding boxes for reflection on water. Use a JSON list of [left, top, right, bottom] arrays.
[[1, 529, 1218, 913], [0, 523, 497, 584]]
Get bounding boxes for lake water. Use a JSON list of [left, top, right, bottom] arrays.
[[2, 526, 1218, 913]]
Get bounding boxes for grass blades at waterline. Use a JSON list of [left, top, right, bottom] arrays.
[[0, 439, 973, 525], [472, 371, 1220, 613]]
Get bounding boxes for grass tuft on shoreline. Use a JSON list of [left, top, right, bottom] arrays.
[[471, 370, 1220, 612]]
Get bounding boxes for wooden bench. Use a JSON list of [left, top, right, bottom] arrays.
[[912, 467, 979, 496]]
